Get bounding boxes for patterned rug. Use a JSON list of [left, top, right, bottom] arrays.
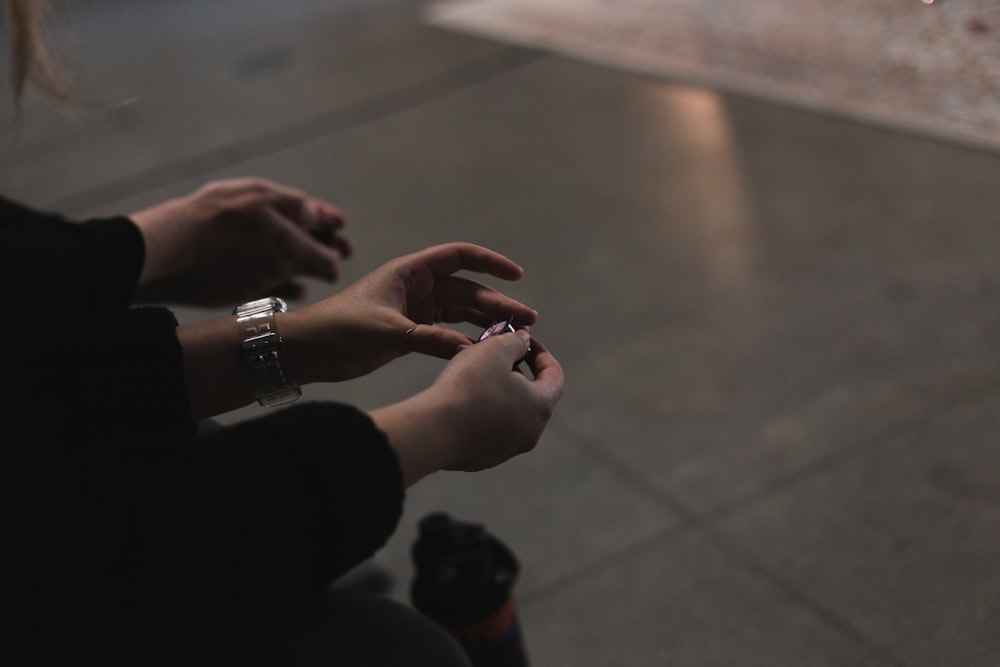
[[427, 0, 1000, 152]]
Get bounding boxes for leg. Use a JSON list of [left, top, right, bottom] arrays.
[[223, 589, 472, 667]]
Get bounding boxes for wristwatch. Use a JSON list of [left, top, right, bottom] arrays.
[[233, 297, 301, 407]]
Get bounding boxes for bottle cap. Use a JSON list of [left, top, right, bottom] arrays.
[[411, 513, 519, 626]]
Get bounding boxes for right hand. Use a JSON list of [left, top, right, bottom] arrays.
[[433, 331, 564, 472], [370, 329, 564, 486]]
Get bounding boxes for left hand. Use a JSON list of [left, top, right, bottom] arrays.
[[284, 242, 538, 383], [131, 178, 351, 306]]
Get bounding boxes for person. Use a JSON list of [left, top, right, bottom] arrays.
[[3, 2, 565, 664]]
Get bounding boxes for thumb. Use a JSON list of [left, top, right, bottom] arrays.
[[404, 324, 471, 360], [295, 231, 343, 282], [484, 328, 532, 369], [510, 329, 532, 357]]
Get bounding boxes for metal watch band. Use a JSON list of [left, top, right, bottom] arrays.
[[233, 297, 301, 407]]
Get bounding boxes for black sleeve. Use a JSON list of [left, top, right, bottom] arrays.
[[24, 306, 196, 442], [1, 197, 179, 433], [4, 195, 407, 653], [19, 401, 406, 652], [0, 196, 144, 314], [113, 403, 406, 625]]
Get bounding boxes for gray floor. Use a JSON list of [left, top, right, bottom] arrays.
[[2, 1, 998, 665]]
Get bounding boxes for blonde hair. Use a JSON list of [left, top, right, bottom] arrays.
[[5, 0, 69, 104]]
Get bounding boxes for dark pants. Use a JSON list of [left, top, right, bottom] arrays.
[[188, 422, 468, 664], [221, 589, 473, 667]]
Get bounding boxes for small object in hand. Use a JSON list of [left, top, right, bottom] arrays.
[[311, 225, 337, 247], [478, 315, 532, 368]]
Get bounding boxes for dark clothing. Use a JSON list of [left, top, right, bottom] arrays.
[[228, 589, 473, 667], [2, 197, 407, 662]]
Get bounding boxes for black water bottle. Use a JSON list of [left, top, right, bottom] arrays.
[[411, 513, 529, 667]]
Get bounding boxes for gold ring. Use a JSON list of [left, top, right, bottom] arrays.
[[403, 325, 417, 350]]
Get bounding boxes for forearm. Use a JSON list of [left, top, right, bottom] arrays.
[[369, 393, 458, 488], [0, 204, 143, 314], [104, 403, 404, 623], [177, 307, 340, 419], [175, 316, 255, 419], [178, 309, 457, 487], [14, 307, 194, 446]]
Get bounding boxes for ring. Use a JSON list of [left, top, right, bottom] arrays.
[[403, 325, 417, 350], [433, 307, 443, 323]]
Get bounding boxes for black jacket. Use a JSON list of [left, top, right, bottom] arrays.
[[1, 196, 404, 658]]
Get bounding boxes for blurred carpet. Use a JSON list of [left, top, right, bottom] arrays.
[[427, 0, 1000, 152]]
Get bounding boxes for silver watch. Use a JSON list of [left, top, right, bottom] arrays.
[[233, 297, 301, 407]]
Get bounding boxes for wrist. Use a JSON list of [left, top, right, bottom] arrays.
[[233, 298, 301, 407], [131, 198, 191, 285], [370, 390, 462, 488], [277, 309, 320, 386]]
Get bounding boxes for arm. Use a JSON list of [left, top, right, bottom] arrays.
[[2, 177, 347, 314], [15, 241, 562, 641], [175, 242, 540, 419], [18, 398, 406, 638], [13, 241, 543, 451], [0, 197, 143, 314], [41, 332, 561, 630], [106, 403, 405, 623], [175, 242, 563, 489]]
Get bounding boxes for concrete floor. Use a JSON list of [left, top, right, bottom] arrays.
[[2, 1, 998, 664]]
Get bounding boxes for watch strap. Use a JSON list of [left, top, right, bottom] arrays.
[[233, 297, 301, 407]]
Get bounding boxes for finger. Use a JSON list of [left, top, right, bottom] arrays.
[[314, 201, 346, 227], [504, 329, 534, 365], [404, 324, 471, 360], [301, 244, 343, 282], [269, 211, 344, 282], [472, 329, 537, 377], [307, 215, 353, 261], [330, 232, 354, 259], [233, 178, 309, 221], [524, 338, 564, 400], [295, 198, 351, 259], [261, 181, 346, 231], [305, 201, 347, 241], [435, 305, 495, 328], [434, 306, 537, 336], [466, 327, 531, 358], [310, 226, 353, 257], [413, 242, 524, 281], [433, 276, 538, 326]]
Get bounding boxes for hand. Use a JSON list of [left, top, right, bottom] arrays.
[[131, 178, 351, 306], [285, 242, 538, 383], [434, 331, 565, 472], [370, 330, 565, 486]]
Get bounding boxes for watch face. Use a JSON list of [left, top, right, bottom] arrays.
[[233, 297, 289, 316], [478, 315, 515, 342]]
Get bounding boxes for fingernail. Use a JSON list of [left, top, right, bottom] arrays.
[[516, 330, 530, 344]]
